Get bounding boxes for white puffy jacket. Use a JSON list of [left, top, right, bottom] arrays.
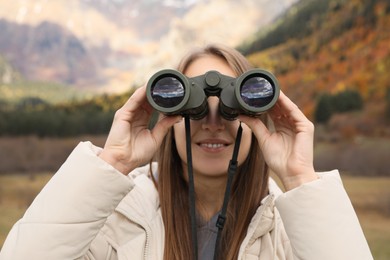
[[0, 142, 373, 260]]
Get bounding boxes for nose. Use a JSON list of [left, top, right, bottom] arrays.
[[201, 96, 225, 132]]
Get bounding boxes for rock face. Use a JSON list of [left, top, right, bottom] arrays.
[[0, 0, 297, 90], [0, 19, 99, 86]]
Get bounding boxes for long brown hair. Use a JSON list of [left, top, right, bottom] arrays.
[[154, 44, 269, 260]]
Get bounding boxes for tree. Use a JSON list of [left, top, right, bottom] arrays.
[[386, 87, 390, 122], [315, 90, 363, 123], [333, 90, 363, 112], [315, 93, 333, 123]]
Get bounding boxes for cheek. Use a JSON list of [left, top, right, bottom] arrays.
[[237, 125, 253, 164], [173, 120, 203, 163], [173, 122, 187, 162]]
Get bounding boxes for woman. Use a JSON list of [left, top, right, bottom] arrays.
[[0, 44, 372, 260]]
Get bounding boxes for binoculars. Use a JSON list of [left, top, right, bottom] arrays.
[[146, 69, 280, 120]]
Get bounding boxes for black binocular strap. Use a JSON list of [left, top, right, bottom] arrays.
[[184, 116, 243, 260], [213, 123, 242, 260], [185, 116, 198, 260]]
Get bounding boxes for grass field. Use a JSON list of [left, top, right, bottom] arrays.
[[341, 176, 390, 260], [0, 173, 389, 258]]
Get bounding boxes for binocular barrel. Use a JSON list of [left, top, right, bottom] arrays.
[[146, 69, 280, 120]]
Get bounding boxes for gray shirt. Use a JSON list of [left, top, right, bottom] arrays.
[[197, 212, 219, 260]]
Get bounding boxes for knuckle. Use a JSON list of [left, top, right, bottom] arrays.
[[114, 108, 123, 118], [306, 121, 315, 132]]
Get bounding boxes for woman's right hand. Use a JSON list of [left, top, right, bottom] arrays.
[[99, 85, 182, 175]]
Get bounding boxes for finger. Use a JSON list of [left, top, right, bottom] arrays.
[[114, 85, 155, 125], [270, 91, 308, 123], [121, 85, 148, 113], [269, 92, 315, 134], [238, 115, 270, 149]]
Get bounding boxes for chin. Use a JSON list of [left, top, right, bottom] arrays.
[[193, 164, 228, 178]]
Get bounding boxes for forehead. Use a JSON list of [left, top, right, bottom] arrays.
[[184, 55, 236, 78]]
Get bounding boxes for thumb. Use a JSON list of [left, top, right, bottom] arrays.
[[151, 115, 182, 145]]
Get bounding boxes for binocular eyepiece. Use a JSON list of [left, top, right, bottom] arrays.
[[146, 69, 280, 120]]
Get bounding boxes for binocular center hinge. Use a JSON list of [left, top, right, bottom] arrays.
[[204, 87, 221, 97]]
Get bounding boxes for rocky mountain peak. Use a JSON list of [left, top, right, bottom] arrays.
[[0, 0, 297, 91]]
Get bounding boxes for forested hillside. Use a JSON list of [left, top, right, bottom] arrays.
[[241, 0, 390, 136], [1, 0, 389, 137], [0, 89, 132, 137]]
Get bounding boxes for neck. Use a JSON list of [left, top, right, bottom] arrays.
[[193, 173, 227, 221]]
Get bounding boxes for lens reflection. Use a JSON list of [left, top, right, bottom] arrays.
[[151, 76, 185, 108], [240, 77, 274, 108]]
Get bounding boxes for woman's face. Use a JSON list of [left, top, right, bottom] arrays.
[[173, 55, 253, 179]]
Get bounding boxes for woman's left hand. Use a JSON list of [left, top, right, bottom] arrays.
[[239, 91, 318, 191]]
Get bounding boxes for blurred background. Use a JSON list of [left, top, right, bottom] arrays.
[[0, 0, 389, 258]]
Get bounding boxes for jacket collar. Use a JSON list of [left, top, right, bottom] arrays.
[[116, 164, 282, 243]]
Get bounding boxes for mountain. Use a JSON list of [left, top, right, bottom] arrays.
[[0, 19, 99, 85], [241, 0, 390, 135], [0, 55, 21, 84], [0, 0, 297, 92]]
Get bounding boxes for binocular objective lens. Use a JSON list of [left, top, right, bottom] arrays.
[[151, 76, 185, 108], [240, 77, 274, 108]]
